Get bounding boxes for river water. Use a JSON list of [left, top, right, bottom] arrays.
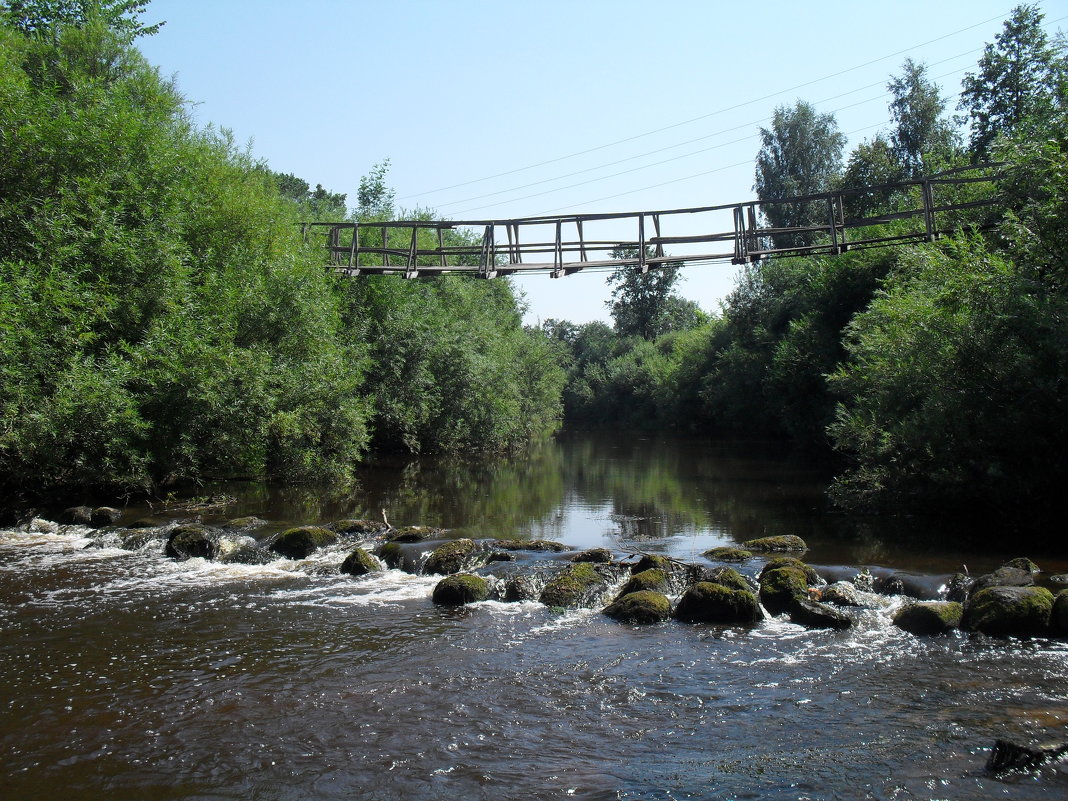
[[1, 433, 1066, 800]]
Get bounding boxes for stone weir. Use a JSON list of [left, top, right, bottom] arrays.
[[41, 507, 1068, 641]]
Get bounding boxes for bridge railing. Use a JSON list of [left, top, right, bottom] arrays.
[[301, 164, 1002, 278]]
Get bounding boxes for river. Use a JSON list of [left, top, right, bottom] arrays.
[[1, 433, 1066, 800]]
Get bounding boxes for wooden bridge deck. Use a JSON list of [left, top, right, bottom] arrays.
[[302, 165, 1001, 279]]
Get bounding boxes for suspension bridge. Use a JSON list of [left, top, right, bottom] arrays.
[[302, 164, 1001, 279]]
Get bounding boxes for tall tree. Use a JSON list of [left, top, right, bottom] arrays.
[[888, 58, 958, 177], [0, 0, 163, 39], [754, 100, 846, 249], [605, 247, 683, 341], [958, 4, 1066, 159]]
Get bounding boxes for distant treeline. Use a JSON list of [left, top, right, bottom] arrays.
[[543, 5, 1068, 526]]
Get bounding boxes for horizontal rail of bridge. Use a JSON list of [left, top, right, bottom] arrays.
[[302, 164, 1002, 279]]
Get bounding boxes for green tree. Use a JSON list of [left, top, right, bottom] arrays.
[[1, 0, 162, 39], [958, 4, 1066, 159], [605, 247, 685, 340], [754, 100, 846, 248], [888, 58, 958, 177]]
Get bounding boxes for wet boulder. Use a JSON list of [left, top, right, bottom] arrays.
[[340, 546, 380, 576], [329, 519, 387, 536], [893, 601, 963, 635], [571, 548, 613, 564], [223, 516, 268, 532], [789, 598, 852, 630], [971, 566, 1035, 595], [987, 739, 1068, 773], [61, 506, 93, 525], [377, 541, 405, 570], [963, 586, 1054, 637], [387, 525, 442, 543], [432, 574, 491, 606], [702, 546, 752, 563], [424, 538, 485, 575], [673, 581, 763, 625], [1050, 589, 1068, 637], [269, 526, 338, 559], [616, 568, 670, 598], [944, 572, 974, 603], [120, 529, 161, 551], [1003, 557, 1041, 574], [604, 591, 672, 624], [629, 554, 674, 574], [504, 574, 541, 602], [165, 524, 220, 561], [743, 535, 808, 553], [819, 582, 863, 607], [90, 506, 122, 527], [702, 566, 754, 594], [539, 562, 609, 609], [759, 566, 811, 615]]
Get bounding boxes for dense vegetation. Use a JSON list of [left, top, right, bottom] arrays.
[[0, 1, 563, 498], [548, 5, 1068, 528]]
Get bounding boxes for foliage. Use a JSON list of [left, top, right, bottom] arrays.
[[958, 4, 1066, 159], [1, 0, 163, 40], [605, 246, 691, 340], [754, 100, 846, 248], [887, 58, 958, 177]]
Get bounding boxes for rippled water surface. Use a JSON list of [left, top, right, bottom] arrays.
[[1, 434, 1066, 800]]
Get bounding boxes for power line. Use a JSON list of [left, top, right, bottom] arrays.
[[399, 8, 1019, 202]]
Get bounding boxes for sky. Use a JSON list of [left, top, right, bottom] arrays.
[[136, 0, 1065, 325]]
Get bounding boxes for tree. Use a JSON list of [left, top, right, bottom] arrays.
[[605, 247, 683, 340], [754, 100, 846, 249], [958, 4, 1066, 159], [1, 0, 163, 40], [356, 159, 396, 219], [888, 58, 958, 177], [838, 134, 901, 217]]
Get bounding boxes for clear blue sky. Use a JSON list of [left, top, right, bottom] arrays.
[[136, 0, 1064, 325]]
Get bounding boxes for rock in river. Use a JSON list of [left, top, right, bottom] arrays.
[[165, 524, 220, 561], [673, 581, 763, 625], [603, 591, 672, 624], [743, 535, 808, 553], [269, 526, 339, 559], [340, 546, 380, 576], [539, 562, 609, 609], [963, 585, 1054, 637], [893, 601, 963, 635], [424, 538, 485, 575], [432, 574, 490, 606]]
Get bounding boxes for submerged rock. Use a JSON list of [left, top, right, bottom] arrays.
[[165, 524, 220, 561], [893, 601, 963, 635], [269, 526, 338, 559], [673, 581, 762, 624], [340, 546, 380, 576], [539, 562, 608, 609], [963, 586, 1054, 637], [432, 574, 490, 606], [987, 738, 1068, 773], [789, 598, 853, 630], [604, 591, 672, 624], [493, 539, 572, 552], [616, 568, 670, 598], [702, 546, 752, 563], [424, 538, 485, 575], [743, 535, 808, 553], [759, 566, 811, 616]]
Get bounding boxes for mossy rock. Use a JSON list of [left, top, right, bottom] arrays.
[[703, 566, 754, 594], [377, 541, 405, 570], [424, 538, 484, 575], [789, 598, 852, 630], [387, 525, 442, 543], [340, 546, 380, 576], [963, 586, 1054, 637], [674, 581, 763, 624], [893, 601, 963, 635], [1051, 589, 1068, 637], [223, 516, 268, 532], [269, 526, 339, 559], [165, 524, 220, 561], [759, 566, 811, 615], [571, 548, 613, 564], [1002, 557, 1041, 574], [945, 572, 974, 603], [630, 554, 674, 573], [604, 591, 672, 624], [432, 574, 490, 606], [702, 546, 752, 563], [329, 518, 386, 536], [539, 562, 607, 609], [759, 556, 821, 585], [504, 575, 540, 602], [616, 568, 670, 598], [493, 539, 572, 552], [743, 535, 807, 553]]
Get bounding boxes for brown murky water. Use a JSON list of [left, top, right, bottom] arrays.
[[1, 433, 1066, 800]]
